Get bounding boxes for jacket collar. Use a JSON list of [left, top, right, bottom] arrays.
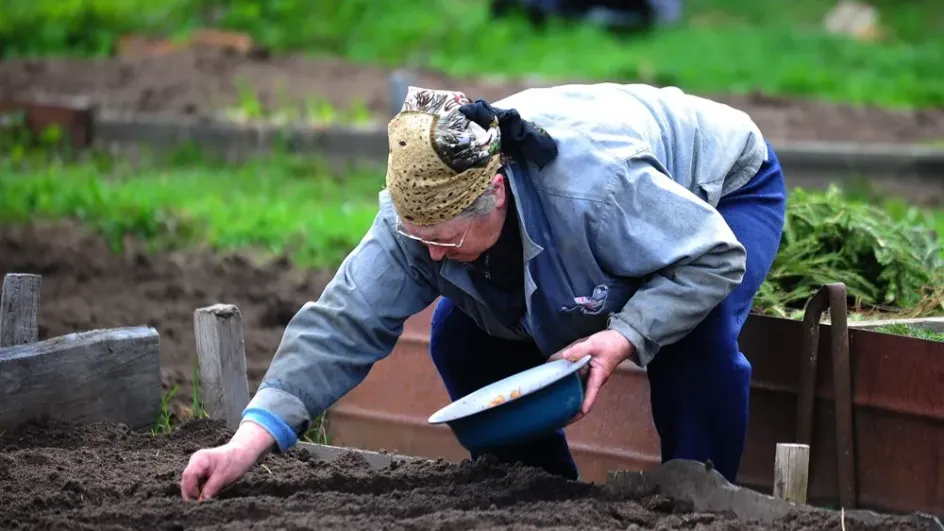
[[505, 161, 544, 263], [437, 160, 544, 305], [504, 161, 543, 305]]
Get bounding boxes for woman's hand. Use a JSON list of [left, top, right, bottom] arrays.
[[180, 421, 275, 501], [549, 330, 635, 425]]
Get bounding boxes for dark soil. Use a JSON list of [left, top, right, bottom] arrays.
[[0, 220, 334, 417], [2, 46, 944, 145], [0, 418, 921, 530]]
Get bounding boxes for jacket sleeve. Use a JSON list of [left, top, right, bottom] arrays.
[[241, 200, 439, 452], [596, 151, 747, 367]]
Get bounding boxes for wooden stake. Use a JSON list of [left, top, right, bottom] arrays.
[[774, 442, 811, 504], [194, 304, 251, 429], [0, 273, 41, 348]]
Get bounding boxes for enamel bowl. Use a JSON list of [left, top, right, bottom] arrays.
[[428, 355, 591, 452]]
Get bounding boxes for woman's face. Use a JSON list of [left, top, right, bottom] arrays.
[[398, 175, 507, 263]]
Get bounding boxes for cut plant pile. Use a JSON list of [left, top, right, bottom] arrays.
[[0, 418, 926, 530], [3, 45, 944, 145], [756, 186, 944, 319]]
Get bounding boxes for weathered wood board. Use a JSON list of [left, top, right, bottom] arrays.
[[0, 273, 41, 348], [194, 304, 250, 429], [297, 441, 420, 470], [0, 326, 162, 431]]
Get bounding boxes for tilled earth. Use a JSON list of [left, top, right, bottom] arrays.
[[2, 46, 944, 145], [0, 418, 925, 530], [0, 220, 334, 416]]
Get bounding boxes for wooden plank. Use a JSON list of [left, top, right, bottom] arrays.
[[194, 304, 250, 429], [1, 273, 41, 347], [774, 443, 811, 504], [296, 441, 422, 470], [0, 326, 162, 431]]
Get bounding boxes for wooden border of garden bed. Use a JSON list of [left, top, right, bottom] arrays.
[[2, 96, 944, 204]]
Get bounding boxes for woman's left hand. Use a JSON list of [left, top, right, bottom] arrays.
[[550, 330, 635, 425]]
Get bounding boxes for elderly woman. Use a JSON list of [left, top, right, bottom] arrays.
[[180, 82, 786, 501]]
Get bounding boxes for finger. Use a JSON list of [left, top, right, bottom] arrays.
[[581, 367, 607, 415], [561, 340, 593, 362], [198, 469, 230, 502], [180, 455, 210, 501]]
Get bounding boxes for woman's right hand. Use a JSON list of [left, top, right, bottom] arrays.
[[180, 421, 275, 501]]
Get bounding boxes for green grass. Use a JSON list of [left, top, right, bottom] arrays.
[[2, 0, 943, 107], [0, 149, 384, 270], [149, 355, 328, 442], [874, 323, 944, 342]]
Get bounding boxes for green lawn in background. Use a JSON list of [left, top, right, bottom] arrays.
[[0, 151, 383, 269], [2, 0, 943, 107]]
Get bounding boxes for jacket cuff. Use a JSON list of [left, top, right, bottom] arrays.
[[241, 386, 312, 452], [607, 315, 659, 367], [241, 409, 297, 453]]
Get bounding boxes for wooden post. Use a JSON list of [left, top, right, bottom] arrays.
[[194, 304, 251, 429], [1, 273, 41, 348], [774, 442, 811, 504]]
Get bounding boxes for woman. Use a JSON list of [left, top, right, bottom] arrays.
[[180, 82, 786, 501]]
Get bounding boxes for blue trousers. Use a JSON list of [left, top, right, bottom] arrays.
[[429, 144, 787, 482]]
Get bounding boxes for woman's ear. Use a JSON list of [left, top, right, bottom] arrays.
[[492, 173, 507, 209]]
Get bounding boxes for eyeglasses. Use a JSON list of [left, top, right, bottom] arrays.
[[395, 216, 473, 248]]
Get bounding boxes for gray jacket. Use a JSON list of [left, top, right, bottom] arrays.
[[242, 83, 769, 452]]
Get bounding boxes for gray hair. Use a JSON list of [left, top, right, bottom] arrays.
[[459, 179, 501, 218]]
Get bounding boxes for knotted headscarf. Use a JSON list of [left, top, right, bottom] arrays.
[[385, 86, 557, 226]]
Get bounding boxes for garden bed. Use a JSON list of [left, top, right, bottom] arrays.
[[0, 418, 929, 531], [3, 45, 944, 146]]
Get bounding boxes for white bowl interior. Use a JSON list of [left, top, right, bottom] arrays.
[[428, 355, 591, 424]]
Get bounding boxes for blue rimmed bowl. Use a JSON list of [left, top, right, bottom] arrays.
[[428, 355, 591, 452]]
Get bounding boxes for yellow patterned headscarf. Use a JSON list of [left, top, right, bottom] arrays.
[[385, 86, 502, 227]]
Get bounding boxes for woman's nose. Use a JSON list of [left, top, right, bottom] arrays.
[[428, 245, 447, 261]]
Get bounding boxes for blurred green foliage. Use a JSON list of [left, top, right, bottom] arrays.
[[2, 0, 943, 107], [0, 146, 384, 269]]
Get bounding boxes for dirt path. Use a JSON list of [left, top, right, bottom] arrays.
[[0, 418, 922, 530], [0, 221, 333, 417], [2, 47, 944, 145]]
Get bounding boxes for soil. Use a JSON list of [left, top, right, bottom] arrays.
[[0, 220, 334, 417], [0, 418, 922, 530], [2, 46, 944, 145]]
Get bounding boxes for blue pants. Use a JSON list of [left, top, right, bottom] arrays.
[[429, 144, 787, 482]]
